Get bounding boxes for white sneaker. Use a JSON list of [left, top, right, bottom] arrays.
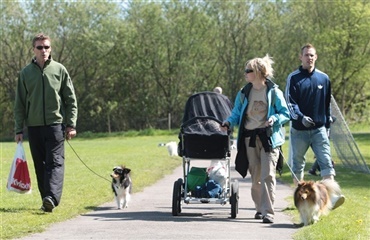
[[332, 195, 345, 210]]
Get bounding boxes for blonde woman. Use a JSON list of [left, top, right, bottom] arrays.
[[221, 55, 290, 223]]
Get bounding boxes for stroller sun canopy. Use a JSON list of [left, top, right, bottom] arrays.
[[182, 91, 232, 126], [179, 91, 233, 159]]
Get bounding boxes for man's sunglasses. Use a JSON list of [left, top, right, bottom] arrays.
[[35, 46, 50, 50], [245, 69, 254, 74]]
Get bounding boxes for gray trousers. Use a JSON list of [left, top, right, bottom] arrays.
[[28, 124, 65, 206]]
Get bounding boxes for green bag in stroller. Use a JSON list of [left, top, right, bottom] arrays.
[[187, 167, 207, 191]]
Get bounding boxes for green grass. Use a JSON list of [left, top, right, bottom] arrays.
[[278, 131, 370, 240], [0, 134, 181, 239], [1, 128, 369, 239]]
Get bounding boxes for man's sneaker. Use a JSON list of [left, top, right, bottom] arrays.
[[308, 169, 318, 176], [42, 196, 55, 212], [262, 215, 274, 223], [332, 195, 345, 210], [254, 212, 263, 219]]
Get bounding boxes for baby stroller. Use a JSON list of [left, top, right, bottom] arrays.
[[172, 91, 239, 218]]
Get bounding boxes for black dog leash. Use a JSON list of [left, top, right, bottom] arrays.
[[66, 140, 111, 183]]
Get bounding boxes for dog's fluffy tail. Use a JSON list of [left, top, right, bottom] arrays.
[[320, 179, 342, 209]]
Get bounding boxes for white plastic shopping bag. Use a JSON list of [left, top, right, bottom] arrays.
[[7, 142, 32, 194]]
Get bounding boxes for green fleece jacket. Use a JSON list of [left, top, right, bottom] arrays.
[[14, 57, 78, 133]]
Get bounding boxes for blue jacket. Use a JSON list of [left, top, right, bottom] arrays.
[[226, 80, 290, 149], [285, 66, 331, 130]]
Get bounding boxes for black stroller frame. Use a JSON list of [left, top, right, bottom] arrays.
[[172, 92, 239, 218]]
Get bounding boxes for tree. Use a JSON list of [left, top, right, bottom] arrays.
[[0, 1, 35, 138], [111, 1, 220, 129], [1, 0, 369, 139], [279, 0, 370, 121]]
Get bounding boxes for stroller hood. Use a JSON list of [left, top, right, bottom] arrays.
[[178, 91, 233, 158], [182, 91, 232, 127]]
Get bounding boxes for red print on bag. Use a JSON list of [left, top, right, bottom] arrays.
[[10, 158, 31, 191]]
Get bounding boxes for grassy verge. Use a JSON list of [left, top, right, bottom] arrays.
[[0, 134, 181, 239], [1, 128, 369, 239], [278, 131, 370, 240]]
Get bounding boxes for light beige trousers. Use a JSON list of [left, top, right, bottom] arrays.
[[245, 136, 279, 218]]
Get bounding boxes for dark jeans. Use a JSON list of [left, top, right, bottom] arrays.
[[28, 124, 65, 206]]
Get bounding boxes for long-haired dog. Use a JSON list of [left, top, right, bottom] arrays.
[[110, 166, 132, 209], [294, 179, 342, 226]]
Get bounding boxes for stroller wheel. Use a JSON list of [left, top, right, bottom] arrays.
[[230, 180, 239, 219], [172, 178, 183, 216]]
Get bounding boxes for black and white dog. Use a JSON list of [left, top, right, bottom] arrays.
[[110, 166, 132, 209]]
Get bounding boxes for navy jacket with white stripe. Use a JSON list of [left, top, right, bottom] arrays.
[[285, 66, 331, 130]]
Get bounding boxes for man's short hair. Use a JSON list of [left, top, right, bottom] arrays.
[[32, 33, 51, 47], [301, 43, 316, 55]]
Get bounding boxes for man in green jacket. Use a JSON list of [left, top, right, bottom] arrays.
[[14, 33, 78, 212]]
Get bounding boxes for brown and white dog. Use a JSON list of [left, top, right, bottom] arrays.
[[294, 179, 343, 226], [110, 166, 132, 209]]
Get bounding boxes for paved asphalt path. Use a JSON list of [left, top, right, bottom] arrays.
[[20, 150, 298, 240]]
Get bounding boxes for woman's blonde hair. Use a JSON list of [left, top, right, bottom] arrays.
[[245, 54, 274, 79]]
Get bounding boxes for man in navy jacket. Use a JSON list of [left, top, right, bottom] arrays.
[[285, 43, 344, 209]]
